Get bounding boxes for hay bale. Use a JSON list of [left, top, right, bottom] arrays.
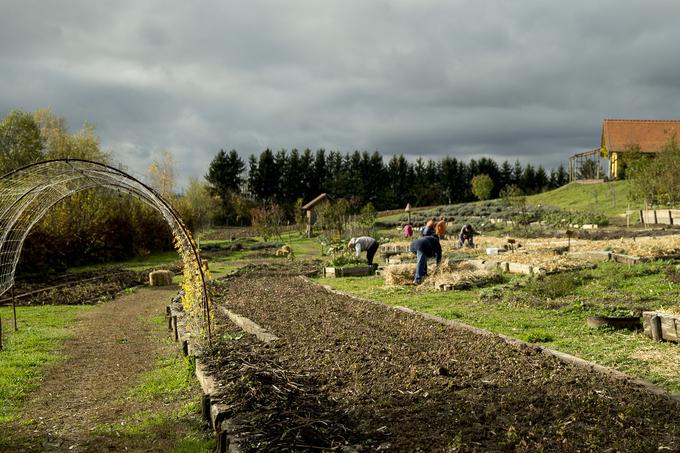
[[384, 264, 417, 286], [149, 270, 174, 286], [383, 260, 500, 289], [275, 245, 292, 257], [430, 265, 502, 290]]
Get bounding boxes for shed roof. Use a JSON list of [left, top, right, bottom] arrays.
[[602, 119, 680, 154], [301, 193, 329, 210]]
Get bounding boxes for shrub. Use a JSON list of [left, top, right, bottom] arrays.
[[524, 273, 584, 300]]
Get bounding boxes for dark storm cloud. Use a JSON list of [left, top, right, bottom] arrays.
[[2, 0, 680, 187]]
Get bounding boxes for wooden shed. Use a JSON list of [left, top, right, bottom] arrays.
[[301, 193, 329, 237], [600, 119, 680, 179]]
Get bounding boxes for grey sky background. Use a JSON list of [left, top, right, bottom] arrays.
[[1, 0, 679, 188]]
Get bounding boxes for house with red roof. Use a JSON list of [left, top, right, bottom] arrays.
[[600, 119, 680, 178]]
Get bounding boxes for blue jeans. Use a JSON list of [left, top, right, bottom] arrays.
[[415, 250, 428, 283]]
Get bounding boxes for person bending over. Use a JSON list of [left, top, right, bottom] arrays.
[[420, 218, 436, 237], [409, 235, 442, 284], [458, 224, 479, 248], [348, 236, 379, 266]]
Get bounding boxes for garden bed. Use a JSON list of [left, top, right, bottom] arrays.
[[5, 268, 156, 306], [323, 265, 374, 278], [204, 271, 680, 451]]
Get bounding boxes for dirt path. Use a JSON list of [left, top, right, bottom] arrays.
[[1, 286, 203, 452]]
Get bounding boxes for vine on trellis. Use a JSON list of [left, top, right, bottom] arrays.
[[0, 159, 212, 341]]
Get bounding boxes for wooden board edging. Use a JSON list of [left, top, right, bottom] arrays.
[[218, 306, 279, 343], [168, 300, 247, 453]]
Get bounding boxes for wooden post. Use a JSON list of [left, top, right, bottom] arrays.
[[172, 316, 179, 341], [651, 314, 663, 341], [306, 210, 312, 238], [201, 393, 211, 422], [12, 287, 17, 331]]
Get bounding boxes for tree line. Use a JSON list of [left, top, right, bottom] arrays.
[[207, 148, 570, 222], [0, 107, 571, 272]]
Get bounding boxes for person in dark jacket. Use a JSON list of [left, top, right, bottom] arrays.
[[409, 235, 442, 284]]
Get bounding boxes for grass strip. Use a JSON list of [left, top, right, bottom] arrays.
[[0, 305, 90, 423]]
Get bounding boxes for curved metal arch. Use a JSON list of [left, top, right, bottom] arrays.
[[0, 159, 211, 340]]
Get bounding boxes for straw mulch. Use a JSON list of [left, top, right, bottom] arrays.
[[383, 260, 501, 290], [570, 235, 680, 257], [485, 251, 587, 273], [383, 263, 417, 286]]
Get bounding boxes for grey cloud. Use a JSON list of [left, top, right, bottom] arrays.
[[2, 0, 680, 189]]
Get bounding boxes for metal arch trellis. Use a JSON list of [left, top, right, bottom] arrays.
[[0, 158, 211, 343]]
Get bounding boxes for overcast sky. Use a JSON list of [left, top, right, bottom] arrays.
[[1, 0, 679, 188]]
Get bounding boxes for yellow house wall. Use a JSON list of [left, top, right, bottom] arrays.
[[610, 152, 619, 179]]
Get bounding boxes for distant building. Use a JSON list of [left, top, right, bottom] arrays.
[[600, 119, 680, 179], [301, 193, 329, 237]]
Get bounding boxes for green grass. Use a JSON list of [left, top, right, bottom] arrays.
[[375, 181, 635, 225], [0, 305, 91, 422], [121, 251, 181, 271], [316, 266, 680, 393], [528, 180, 634, 217], [96, 346, 213, 451], [67, 250, 181, 273], [127, 355, 195, 402], [93, 402, 213, 451]]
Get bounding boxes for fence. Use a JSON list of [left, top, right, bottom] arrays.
[[639, 209, 680, 226]]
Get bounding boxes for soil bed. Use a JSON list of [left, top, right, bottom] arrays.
[[6, 265, 180, 306], [207, 269, 680, 451]]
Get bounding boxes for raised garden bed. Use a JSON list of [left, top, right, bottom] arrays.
[[204, 272, 680, 451], [323, 265, 375, 278], [643, 311, 680, 343]]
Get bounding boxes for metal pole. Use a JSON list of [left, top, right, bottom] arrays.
[[0, 316, 3, 351], [11, 286, 17, 331]]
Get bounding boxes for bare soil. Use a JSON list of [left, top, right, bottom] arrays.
[[9, 265, 180, 306], [0, 286, 204, 453], [206, 267, 680, 452]]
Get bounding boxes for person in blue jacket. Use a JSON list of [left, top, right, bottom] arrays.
[[409, 235, 442, 284]]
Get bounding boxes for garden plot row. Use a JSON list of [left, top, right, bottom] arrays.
[[199, 273, 680, 452], [382, 235, 680, 278]]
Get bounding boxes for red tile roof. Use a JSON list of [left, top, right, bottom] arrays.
[[602, 119, 680, 153]]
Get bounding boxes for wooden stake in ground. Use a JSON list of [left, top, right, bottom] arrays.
[[12, 286, 17, 331]]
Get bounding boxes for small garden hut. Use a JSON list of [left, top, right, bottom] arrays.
[[302, 193, 329, 237], [600, 119, 680, 179]]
